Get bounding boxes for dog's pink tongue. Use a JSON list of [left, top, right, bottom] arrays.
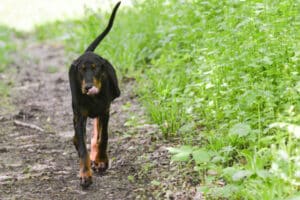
[[87, 86, 99, 95]]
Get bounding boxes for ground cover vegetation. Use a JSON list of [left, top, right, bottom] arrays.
[[0, 26, 17, 112]]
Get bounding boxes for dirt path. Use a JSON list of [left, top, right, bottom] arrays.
[[0, 39, 160, 199]]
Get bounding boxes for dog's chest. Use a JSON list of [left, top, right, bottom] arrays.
[[79, 96, 108, 118]]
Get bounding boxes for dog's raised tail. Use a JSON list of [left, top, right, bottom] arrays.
[[85, 1, 121, 52]]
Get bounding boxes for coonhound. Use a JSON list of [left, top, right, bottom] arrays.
[[68, 2, 121, 188]]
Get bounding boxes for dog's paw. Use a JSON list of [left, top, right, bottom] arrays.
[[80, 175, 92, 188], [79, 168, 93, 188], [91, 160, 108, 174]]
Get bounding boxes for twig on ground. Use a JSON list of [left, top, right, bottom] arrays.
[[13, 120, 44, 132]]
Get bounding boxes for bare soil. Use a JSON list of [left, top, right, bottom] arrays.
[[0, 39, 200, 200]]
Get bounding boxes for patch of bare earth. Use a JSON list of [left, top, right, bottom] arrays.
[[0, 39, 201, 199]]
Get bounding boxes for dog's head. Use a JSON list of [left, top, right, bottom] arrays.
[[78, 60, 102, 96], [72, 52, 120, 99]]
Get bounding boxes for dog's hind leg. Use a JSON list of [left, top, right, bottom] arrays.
[[73, 114, 92, 188], [90, 113, 109, 173]]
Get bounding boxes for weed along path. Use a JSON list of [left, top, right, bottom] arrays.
[[0, 38, 200, 199]]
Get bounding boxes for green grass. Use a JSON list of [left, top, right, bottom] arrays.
[[0, 25, 17, 97], [46, 66, 59, 73], [34, 0, 300, 199], [0, 25, 17, 115], [0, 26, 16, 73]]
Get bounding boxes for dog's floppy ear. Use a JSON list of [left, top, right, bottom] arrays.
[[69, 61, 81, 106], [103, 60, 120, 99]]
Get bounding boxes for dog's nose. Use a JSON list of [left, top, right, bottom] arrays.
[[85, 85, 93, 91]]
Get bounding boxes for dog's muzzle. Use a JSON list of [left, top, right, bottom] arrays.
[[86, 86, 99, 96]]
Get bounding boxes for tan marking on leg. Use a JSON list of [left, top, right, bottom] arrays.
[[90, 118, 102, 162], [79, 156, 92, 188], [90, 117, 109, 173], [79, 156, 92, 177]]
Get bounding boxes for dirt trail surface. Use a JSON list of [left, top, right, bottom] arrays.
[[0, 38, 201, 199]]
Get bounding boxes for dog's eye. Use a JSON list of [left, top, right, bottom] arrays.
[[79, 65, 86, 72]]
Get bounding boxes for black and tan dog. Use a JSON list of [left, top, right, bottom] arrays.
[[68, 2, 121, 188]]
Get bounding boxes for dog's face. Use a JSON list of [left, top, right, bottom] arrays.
[[78, 61, 103, 96], [70, 52, 120, 100]]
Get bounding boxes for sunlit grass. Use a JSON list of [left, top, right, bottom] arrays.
[[0, 25, 16, 100]]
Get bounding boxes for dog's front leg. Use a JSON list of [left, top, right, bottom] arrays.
[[90, 112, 109, 173], [73, 114, 92, 188]]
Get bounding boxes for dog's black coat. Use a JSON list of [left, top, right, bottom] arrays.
[[68, 2, 121, 188]]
